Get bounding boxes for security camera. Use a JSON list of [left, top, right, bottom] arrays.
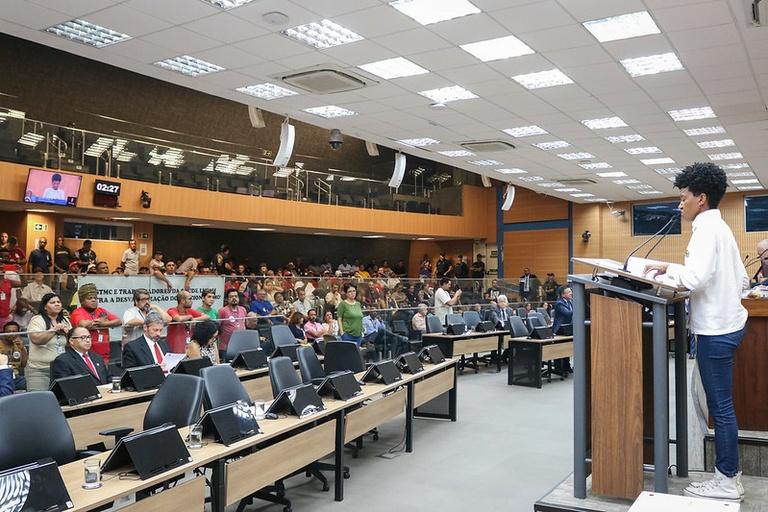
[[140, 190, 152, 209], [328, 129, 344, 150], [581, 230, 591, 242]]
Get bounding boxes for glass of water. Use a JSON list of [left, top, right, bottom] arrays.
[[252, 400, 266, 420], [188, 424, 203, 449], [82, 459, 101, 489], [111, 376, 121, 393]]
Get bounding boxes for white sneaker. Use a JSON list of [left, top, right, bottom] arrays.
[[684, 468, 744, 502]]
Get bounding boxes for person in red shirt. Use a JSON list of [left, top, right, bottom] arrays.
[[6, 237, 26, 271], [166, 290, 209, 353], [69, 283, 122, 364], [0, 270, 21, 330]]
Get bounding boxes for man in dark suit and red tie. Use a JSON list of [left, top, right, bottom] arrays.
[[50, 326, 110, 385], [122, 311, 170, 370]]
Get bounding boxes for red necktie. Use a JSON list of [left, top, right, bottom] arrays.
[[153, 343, 164, 365], [83, 352, 98, 378]]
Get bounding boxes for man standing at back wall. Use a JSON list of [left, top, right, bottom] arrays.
[[121, 239, 139, 276], [646, 162, 748, 503]]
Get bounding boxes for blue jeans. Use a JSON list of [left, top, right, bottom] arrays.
[[696, 326, 745, 477], [341, 333, 363, 347]]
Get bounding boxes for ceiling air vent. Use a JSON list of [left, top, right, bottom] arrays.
[[460, 140, 516, 153], [279, 66, 372, 94], [559, 178, 597, 186]]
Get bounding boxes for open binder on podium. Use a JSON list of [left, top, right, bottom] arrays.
[[572, 257, 688, 297]]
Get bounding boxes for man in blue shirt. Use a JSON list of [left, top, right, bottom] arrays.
[[363, 311, 407, 359], [249, 288, 274, 324]]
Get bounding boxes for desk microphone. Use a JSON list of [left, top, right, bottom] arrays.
[[622, 211, 681, 271]]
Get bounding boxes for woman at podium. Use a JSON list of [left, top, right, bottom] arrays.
[[646, 162, 748, 503]]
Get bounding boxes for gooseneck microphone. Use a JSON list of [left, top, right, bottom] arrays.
[[643, 216, 680, 259], [622, 211, 681, 271]]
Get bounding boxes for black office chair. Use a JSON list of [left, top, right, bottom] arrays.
[[446, 313, 463, 326], [529, 314, 547, 330], [463, 310, 482, 330], [199, 365, 252, 409], [323, 341, 365, 373], [202, 364, 290, 512], [537, 307, 551, 323], [426, 315, 444, 334], [390, 320, 416, 357], [297, 346, 325, 385], [509, 316, 529, 338], [100, 374, 205, 444], [225, 330, 262, 362], [517, 307, 527, 318], [0, 391, 97, 470]]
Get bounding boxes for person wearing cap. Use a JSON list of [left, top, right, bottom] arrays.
[[70, 283, 121, 364], [42, 173, 66, 201], [27, 292, 71, 391]]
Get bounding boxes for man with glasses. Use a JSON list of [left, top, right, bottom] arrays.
[[50, 326, 111, 385], [121, 288, 171, 346], [70, 283, 122, 364]]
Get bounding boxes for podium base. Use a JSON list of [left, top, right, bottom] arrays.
[[535, 471, 768, 512]]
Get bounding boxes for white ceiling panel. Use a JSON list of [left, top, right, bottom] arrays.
[[230, 1, 320, 30], [184, 13, 270, 44], [0, 1, 76, 30], [699, 76, 760, 95], [85, 4, 173, 36], [426, 13, 509, 45], [192, 45, 267, 70], [520, 25, 595, 52], [408, 47, 481, 72], [556, 0, 647, 21], [666, 23, 742, 51], [99, 37, 177, 63], [123, 0, 218, 25], [234, 33, 314, 60], [140, 27, 223, 55], [28, 0, 118, 17], [333, 5, 420, 38], [601, 34, 676, 60], [438, 64, 507, 85], [303, 0, 381, 18], [545, 45, 613, 68], [321, 39, 394, 66], [372, 28, 453, 57], [653, 1, 732, 32], [493, 1, 576, 34]]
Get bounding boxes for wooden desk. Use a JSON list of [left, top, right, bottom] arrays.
[[733, 299, 768, 431], [507, 335, 574, 388], [421, 330, 507, 373], [58, 359, 459, 511]]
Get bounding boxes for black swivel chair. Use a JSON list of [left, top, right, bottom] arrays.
[[225, 330, 262, 362], [272, 324, 301, 356], [391, 319, 417, 357], [426, 315, 444, 334], [0, 392, 99, 470], [536, 307, 551, 323], [446, 313, 463, 326], [100, 374, 205, 443], [200, 365, 289, 512], [297, 345, 326, 385], [509, 316, 529, 338], [323, 341, 365, 373]]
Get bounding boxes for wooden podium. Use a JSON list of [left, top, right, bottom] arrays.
[[571, 258, 690, 500], [732, 299, 768, 431]]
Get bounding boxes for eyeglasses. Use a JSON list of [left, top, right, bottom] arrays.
[[71, 335, 92, 341]]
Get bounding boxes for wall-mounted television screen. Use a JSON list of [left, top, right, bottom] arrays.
[[24, 168, 82, 207]]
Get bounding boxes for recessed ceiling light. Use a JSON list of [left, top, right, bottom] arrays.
[[654, 167, 683, 175], [620, 52, 683, 77], [415, 237, 434, 241], [282, 19, 363, 49], [605, 134, 645, 143], [339, 176, 357, 181], [581, 116, 627, 130], [709, 152, 743, 161], [303, 105, 357, 118], [726, 171, 754, 177], [624, 146, 661, 155], [359, 57, 429, 79], [389, 0, 480, 25], [731, 179, 759, 185], [496, 168, 526, 174], [18, 132, 45, 147], [585, 198, 608, 202], [582, 11, 660, 43], [202, 0, 256, 8], [518, 176, 545, 182], [739, 186, 764, 190], [627, 184, 653, 190], [362, 235, 385, 238], [314, 232, 330, 235], [249, 227, 275, 231], [533, 140, 570, 150], [558, 152, 595, 160], [460, 35, 534, 62], [46, 19, 131, 47], [439, 150, 474, 157], [537, 182, 565, 188], [470, 159, 503, 166], [511, 69, 573, 89], [236, 83, 298, 100], [398, 138, 440, 147], [571, 193, 595, 198], [696, 139, 735, 149], [641, 157, 675, 165], [638, 190, 663, 195], [111, 217, 139, 221], [614, 179, 641, 184], [26, 209, 56, 213], [722, 163, 750, 170], [684, 126, 725, 136], [503, 125, 547, 137], [191, 223, 211, 227], [596, 171, 627, 178], [418, 85, 477, 103], [155, 55, 224, 76], [579, 162, 612, 170], [555, 188, 581, 192], [668, 106, 716, 122]]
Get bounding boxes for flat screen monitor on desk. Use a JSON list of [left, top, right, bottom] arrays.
[[0, 458, 73, 511], [101, 424, 191, 480]]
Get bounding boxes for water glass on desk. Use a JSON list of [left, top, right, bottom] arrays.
[[111, 376, 121, 393], [83, 459, 102, 489], [187, 424, 203, 449], [252, 400, 266, 420]]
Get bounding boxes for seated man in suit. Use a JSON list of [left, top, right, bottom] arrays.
[[552, 287, 573, 374], [50, 326, 111, 385], [0, 353, 14, 397], [122, 311, 170, 370], [490, 294, 516, 330]]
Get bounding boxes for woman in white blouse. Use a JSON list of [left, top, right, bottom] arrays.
[[27, 292, 71, 391]]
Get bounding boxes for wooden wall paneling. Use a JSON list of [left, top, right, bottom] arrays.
[[503, 229, 569, 284], [502, 187, 569, 224], [590, 294, 644, 500], [407, 240, 475, 278]]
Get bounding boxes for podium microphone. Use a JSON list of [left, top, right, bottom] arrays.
[[622, 211, 681, 271]]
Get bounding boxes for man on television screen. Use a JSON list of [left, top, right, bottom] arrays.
[[42, 173, 66, 201]]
